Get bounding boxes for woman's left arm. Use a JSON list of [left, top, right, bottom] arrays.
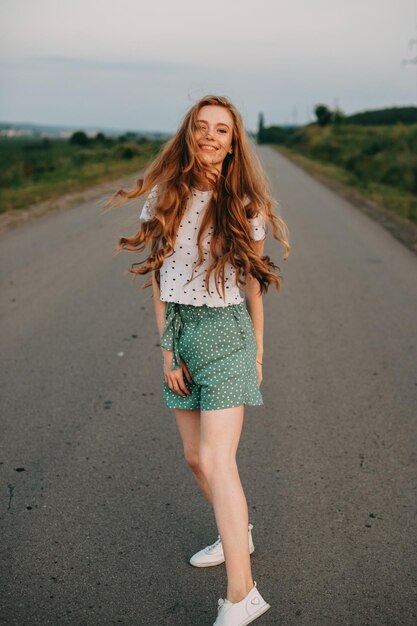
[[244, 238, 265, 369]]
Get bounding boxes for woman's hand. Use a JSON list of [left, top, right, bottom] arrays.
[[256, 361, 263, 386], [163, 349, 192, 396]]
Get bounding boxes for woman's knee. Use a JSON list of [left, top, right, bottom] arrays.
[[198, 449, 236, 481], [184, 448, 201, 473]]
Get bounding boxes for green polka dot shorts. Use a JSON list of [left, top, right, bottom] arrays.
[[160, 301, 263, 410]]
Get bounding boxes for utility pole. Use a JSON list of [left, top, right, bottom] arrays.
[[402, 25, 417, 104]]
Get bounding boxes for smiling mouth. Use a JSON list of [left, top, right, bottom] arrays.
[[200, 145, 218, 151]]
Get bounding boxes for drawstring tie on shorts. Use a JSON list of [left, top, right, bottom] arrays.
[[160, 302, 182, 370], [160, 301, 246, 371]]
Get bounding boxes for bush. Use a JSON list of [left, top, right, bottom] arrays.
[[112, 143, 141, 160], [315, 104, 333, 127], [69, 131, 89, 146], [258, 125, 292, 144], [94, 132, 107, 143]]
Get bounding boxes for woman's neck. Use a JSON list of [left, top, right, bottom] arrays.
[[191, 169, 218, 192]]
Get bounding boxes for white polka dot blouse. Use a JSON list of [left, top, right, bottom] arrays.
[[139, 184, 266, 307]]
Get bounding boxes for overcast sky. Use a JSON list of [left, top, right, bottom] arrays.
[[0, 0, 416, 133]]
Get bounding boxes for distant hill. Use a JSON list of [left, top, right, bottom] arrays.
[[0, 121, 171, 140]]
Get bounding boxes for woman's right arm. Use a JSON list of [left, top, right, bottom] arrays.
[[151, 270, 167, 339], [151, 271, 174, 366]]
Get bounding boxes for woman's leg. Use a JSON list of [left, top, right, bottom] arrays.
[[174, 408, 213, 506], [199, 405, 253, 603]]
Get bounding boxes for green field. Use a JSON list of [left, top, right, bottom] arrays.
[[0, 136, 164, 213], [266, 123, 417, 224], [3, 121, 417, 228]]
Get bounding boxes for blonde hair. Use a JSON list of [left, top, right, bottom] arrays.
[[105, 94, 290, 297]]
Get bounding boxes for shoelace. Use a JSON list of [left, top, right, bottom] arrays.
[[217, 598, 227, 612], [206, 535, 222, 553]]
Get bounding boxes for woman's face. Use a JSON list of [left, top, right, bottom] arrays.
[[194, 105, 234, 172]]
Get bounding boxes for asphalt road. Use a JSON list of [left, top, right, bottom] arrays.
[[1, 146, 416, 626]]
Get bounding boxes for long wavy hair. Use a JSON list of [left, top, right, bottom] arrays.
[[105, 94, 290, 298]]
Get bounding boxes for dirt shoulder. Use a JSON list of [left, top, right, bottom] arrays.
[[0, 172, 140, 235]]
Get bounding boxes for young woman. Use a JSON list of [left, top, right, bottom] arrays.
[[108, 95, 290, 625]]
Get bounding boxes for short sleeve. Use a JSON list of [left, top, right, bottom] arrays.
[[248, 213, 266, 241], [242, 193, 266, 241], [139, 184, 159, 221]]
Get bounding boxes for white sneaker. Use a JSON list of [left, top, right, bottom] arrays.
[[189, 523, 255, 568], [213, 581, 271, 626]]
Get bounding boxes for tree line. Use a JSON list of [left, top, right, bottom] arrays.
[[257, 105, 417, 144]]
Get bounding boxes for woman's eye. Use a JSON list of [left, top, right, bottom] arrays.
[[218, 129, 227, 133]]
